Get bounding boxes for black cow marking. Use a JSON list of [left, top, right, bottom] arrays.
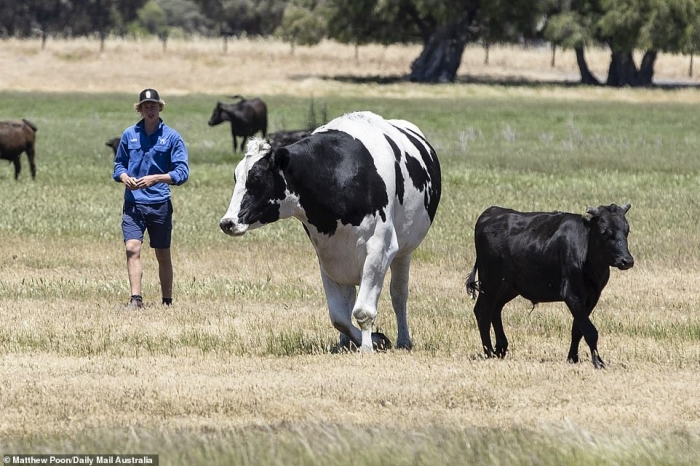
[[392, 125, 441, 222], [284, 130, 388, 235], [384, 135, 405, 205]]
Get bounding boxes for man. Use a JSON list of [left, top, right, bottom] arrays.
[[113, 88, 190, 308]]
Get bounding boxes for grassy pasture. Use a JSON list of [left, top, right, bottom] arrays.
[[1, 39, 700, 464]]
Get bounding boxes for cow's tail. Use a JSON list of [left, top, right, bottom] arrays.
[[465, 260, 481, 299], [22, 119, 38, 132]]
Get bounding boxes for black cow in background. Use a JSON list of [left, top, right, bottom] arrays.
[[0, 119, 38, 180], [106, 137, 120, 157], [466, 203, 634, 369], [267, 129, 313, 150], [266, 98, 326, 149], [208, 95, 267, 153]]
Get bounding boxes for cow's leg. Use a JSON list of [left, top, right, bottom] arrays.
[[485, 284, 517, 358], [12, 157, 21, 180], [473, 291, 496, 357], [389, 253, 412, 350], [320, 269, 361, 350], [27, 147, 36, 179], [565, 291, 605, 368], [473, 277, 516, 359], [241, 137, 248, 152], [574, 316, 603, 368], [353, 227, 398, 352], [567, 323, 583, 363]]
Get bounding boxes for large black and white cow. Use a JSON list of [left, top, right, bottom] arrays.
[[220, 111, 441, 352], [465, 204, 634, 368]]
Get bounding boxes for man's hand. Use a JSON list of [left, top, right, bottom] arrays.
[[120, 174, 140, 190], [134, 174, 161, 189]]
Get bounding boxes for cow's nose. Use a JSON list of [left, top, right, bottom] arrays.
[[618, 256, 634, 270], [220, 218, 235, 234]]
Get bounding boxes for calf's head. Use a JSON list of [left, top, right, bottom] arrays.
[[219, 139, 289, 236], [585, 203, 634, 270]]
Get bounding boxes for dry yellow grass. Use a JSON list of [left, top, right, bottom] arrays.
[[2, 36, 700, 103], [1, 37, 700, 459]]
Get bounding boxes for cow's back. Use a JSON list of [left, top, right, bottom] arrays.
[[474, 206, 589, 301], [0, 119, 36, 153], [293, 112, 440, 251]]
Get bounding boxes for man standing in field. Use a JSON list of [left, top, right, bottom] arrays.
[[113, 88, 190, 309]]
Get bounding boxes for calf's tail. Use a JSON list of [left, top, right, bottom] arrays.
[[465, 260, 481, 299]]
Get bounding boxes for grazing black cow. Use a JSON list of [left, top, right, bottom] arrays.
[[208, 95, 268, 153], [0, 119, 38, 180], [105, 137, 120, 157], [465, 204, 634, 368], [267, 129, 313, 149], [220, 111, 441, 352]]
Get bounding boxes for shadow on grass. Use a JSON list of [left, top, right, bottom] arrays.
[[302, 73, 700, 90]]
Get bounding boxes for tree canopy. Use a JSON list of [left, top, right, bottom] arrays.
[[4, 0, 700, 86]]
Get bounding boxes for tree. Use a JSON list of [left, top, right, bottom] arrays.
[[157, 0, 212, 37], [322, 0, 554, 83], [545, 0, 700, 86], [276, 0, 327, 54]]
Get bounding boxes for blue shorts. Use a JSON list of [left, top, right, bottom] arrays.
[[122, 200, 173, 249]]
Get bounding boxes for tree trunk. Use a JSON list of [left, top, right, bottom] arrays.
[[606, 51, 638, 87], [575, 45, 600, 85], [690, 53, 694, 78], [408, 23, 469, 83], [637, 50, 656, 86]]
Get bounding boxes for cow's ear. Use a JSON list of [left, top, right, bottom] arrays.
[[586, 206, 601, 217], [583, 206, 600, 225], [621, 203, 631, 213], [271, 148, 290, 171]]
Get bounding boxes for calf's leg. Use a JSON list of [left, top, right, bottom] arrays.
[[567, 323, 583, 363], [490, 285, 517, 358], [473, 294, 495, 357]]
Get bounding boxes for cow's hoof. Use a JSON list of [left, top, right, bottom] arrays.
[[332, 334, 356, 353], [372, 332, 392, 352], [567, 354, 579, 364]]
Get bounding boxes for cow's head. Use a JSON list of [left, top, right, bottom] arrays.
[[584, 203, 634, 270], [208, 102, 226, 126], [219, 139, 289, 236]]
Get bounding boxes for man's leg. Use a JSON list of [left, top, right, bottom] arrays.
[[125, 239, 143, 307], [155, 247, 173, 304]]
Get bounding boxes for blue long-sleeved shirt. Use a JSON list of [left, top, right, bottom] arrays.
[[112, 119, 189, 204]]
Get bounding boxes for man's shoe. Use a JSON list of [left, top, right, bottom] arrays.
[[127, 295, 143, 309]]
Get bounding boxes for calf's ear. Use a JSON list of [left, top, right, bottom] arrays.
[[583, 206, 600, 225], [586, 206, 601, 217]]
